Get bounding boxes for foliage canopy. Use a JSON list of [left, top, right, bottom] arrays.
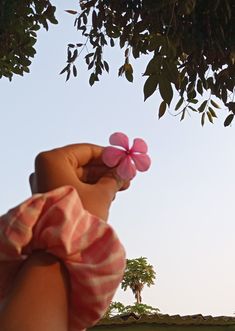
[[0, 0, 57, 80], [2, 0, 235, 126], [104, 301, 160, 318], [121, 257, 156, 304], [62, 0, 235, 126]]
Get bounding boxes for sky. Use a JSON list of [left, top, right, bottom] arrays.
[[1, 0, 235, 317]]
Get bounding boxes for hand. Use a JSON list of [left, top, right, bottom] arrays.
[[29, 144, 130, 221]]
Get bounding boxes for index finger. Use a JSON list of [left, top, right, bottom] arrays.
[[51, 143, 105, 167]]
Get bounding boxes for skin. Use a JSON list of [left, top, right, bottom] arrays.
[[0, 143, 130, 331]]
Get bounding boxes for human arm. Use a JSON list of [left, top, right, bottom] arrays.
[[0, 143, 129, 331]]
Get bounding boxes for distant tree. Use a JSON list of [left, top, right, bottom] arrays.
[[0, 0, 57, 80], [62, 0, 235, 126], [121, 257, 156, 304], [103, 257, 158, 319]]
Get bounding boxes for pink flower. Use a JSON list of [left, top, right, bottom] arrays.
[[102, 132, 151, 180]]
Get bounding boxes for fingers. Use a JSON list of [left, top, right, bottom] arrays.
[[49, 143, 105, 168], [31, 143, 132, 222]]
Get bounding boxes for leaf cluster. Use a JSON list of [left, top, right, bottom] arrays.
[[63, 0, 235, 126], [124, 302, 160, 316], [121, 257, 156, 293], [0, 0, 58, 80], [103, 301, 160, 318], [103, 301, 126, 318]]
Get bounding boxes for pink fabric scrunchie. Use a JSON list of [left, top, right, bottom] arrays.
[[0, 186, 126, 331]]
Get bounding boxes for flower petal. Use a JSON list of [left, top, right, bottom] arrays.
[[102, 147, 125, 167], [131, 138, 148, 153], [131, 154, 151, 172], [109, 132, 129, 150], [116, 156, 136, 180]]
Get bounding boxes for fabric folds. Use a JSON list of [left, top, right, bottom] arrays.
[[0, 186, 126, 331]]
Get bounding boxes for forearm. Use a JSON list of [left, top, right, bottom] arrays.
[[0, 252, 69, 331]]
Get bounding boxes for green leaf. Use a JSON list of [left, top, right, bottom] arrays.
[[207, 111, 213, 123], [144, 74, 159, 101], [124, 63, 133, 74], [224, 114, 234, 127], [222, 88, 227, 104], [85, 53, 94, 65], [197, 80, 203, 95], [201, 112, 205, 126], [187, 89, 196, 100], [85, 52, 94, 58], [23, 66, 30, 73], [175, 97, 184, 111], [180, 108, 186, 121], [159, 76, 173, 105], [65, 10, 78, 15], [92, 10, 97, 27], [188, 99, 198, 104], [21, 58, 31, 66], [104, 61, 109, 73], [66, 69, 71, 81], [31, 24, 40, 31], [68, 49, 72, 61], [89, 73, 96, 86], [88, 61, 94, 70], [158, 101, 167, 119], [73, 65, 77, 77], [188, 106, 197, 112], [208, 107, 217, 118], [110, 38, 115, 47], [143, 56, 159, 76], [82, 13, 88, 25], [118, 65, 125, 76], [124, 63, 133, 82], [67, 49, 78, 63], [48, 15, 58, 25], [211, 100, 220, 109], [59, 64, 70, 75], [198, 100, 207, 113], [226, 102, 235, 112], [125, 70, 133, 82]]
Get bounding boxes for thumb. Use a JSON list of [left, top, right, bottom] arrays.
[[96, 173, 125, 198], [85, 175, 124, 222], [83, 173, 130, 222]]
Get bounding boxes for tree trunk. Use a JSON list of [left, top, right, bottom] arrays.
[[135, 290, 142, 304]]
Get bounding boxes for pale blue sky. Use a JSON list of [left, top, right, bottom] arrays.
[[1, 0, 235, 317]]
